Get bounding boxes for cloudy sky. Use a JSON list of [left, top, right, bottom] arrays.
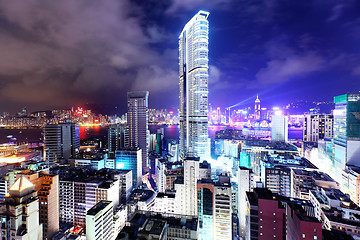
[[0, 0, 359, 114]]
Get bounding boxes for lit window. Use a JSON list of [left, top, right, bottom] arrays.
[[303, 234, 305, 238]]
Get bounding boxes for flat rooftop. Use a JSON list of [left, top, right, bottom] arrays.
[[129, 189, 156, 203], [264, 154, 317, 169], [244, 139, 298, 151], [87, 200, 112, 216]]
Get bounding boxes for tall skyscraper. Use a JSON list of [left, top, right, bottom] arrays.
[[333, 93, 360, 169], [271, 115, 288, 142], [179, 10, 210, 160], [127, 91, 149, 174], [44, 122, 80, 161], [254, 95, 261, 120]]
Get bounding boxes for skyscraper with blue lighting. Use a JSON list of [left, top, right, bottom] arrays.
[[179, 10, 210, 160], [115, 147, 142, 188]]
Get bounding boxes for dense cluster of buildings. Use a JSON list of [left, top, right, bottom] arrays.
[[0, 9, 358, 240]]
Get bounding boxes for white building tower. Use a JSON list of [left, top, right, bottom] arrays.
[[179, 11, 210, 160], [254, 95, 261, 120]]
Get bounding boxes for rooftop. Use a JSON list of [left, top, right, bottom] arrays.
[[129, 189, 156, 204], [87, 200, 112, 216], [263, 154, 317, 169], [156, 192, 175, 199], [138, 218, 166, 236], [244, 139, 298, 151], [9, 176, 34, 192], [292, 169, 336, 183], [322, 229, 354, 240]]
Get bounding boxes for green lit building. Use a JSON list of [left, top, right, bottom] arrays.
[[333, 93, 360, 169]]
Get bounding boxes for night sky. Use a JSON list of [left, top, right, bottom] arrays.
[[0, 0, 359, 114]]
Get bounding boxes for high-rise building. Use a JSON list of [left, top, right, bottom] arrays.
[[291, 169, 339, 199], [44, 122, 80, 161], [237, 167, 254, 239], [116, 170, 133, 204], [58, 175, 119, 228], [0, 176, 43, 240], [108, 124, 127, 153], [213, 174, 232, 240], [155, 158, 166, 193], [127, 91, 149, 174], [271, 115, 288, 142], [246, 188, 286, 240], [174, 157, 199, 216], [254, 95, 261, 120], [303, 114, 333, 142], [15, 170, 59, 239], [86, 200, 114, 240], [115, 148, 142, 188], [333, 93, 360, 170], [179, 11, 210, 160]]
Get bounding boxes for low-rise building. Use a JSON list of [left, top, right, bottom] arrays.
[[152, 192, 176, 214], [119, 212, 198, 240]]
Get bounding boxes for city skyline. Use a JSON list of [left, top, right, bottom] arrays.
[[0, 1, 358, 113], [0, 2, 359, 239]]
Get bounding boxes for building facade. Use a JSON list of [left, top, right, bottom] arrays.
[[127, 91, 149, 174], [174, 157, 199, 216], [44, 123, 80, 161], [254, 95, 261, 120], [59, 178, 119, 227], [0, 177, 43, 240], [16, 170, 59, 239], [238, 167, 254, 239], [333, 93, 360, 173], [271, 115, 288, 142], [303, 114, 333, 142], [115, 148, 142, 188], [86, 200, 114, 240], [108, 124, 127, 154], [179, 11, 210, 160]]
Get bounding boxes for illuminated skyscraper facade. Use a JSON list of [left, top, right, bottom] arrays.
[[127, 91, 149, 174], [179, 11, 210, 160], [254, 95, 260, 120]]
